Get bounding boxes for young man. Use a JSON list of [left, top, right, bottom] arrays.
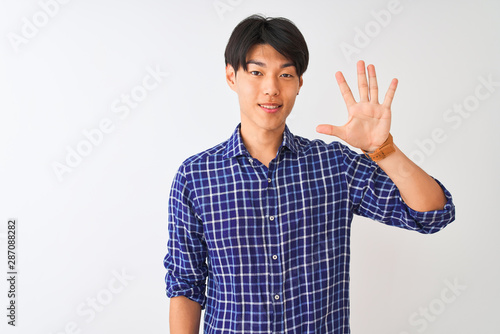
[[164, 15, 455, 333]]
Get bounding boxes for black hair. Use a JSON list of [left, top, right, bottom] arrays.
[[224, 14, 309, 77]]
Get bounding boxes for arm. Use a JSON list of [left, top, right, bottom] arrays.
[[164, 166, 208, 332], [170, 296, 202, 334], [376, 144, 446, 212], [317, 60, 447, 212]]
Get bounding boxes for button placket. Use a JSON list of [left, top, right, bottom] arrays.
[[265, 164, 284, 327]]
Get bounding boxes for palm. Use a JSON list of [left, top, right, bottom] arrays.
[[317, 61, 398, 152]]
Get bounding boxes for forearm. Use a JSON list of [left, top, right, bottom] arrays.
[[376, 144, 447, 212], [170, 296, 202, 334]]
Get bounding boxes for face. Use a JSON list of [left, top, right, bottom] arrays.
[[226, 43, 303, 137]]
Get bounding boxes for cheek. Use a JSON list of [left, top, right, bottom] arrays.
[[237, 83, 258, 103], [285, 88, 299, 105]]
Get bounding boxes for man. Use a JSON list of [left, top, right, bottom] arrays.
[[164, 14, 455, 333]]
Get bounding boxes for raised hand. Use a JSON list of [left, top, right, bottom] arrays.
[[316, 60, 398, 152]]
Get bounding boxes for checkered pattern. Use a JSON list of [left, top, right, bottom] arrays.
[[164, 124, 455, 333]]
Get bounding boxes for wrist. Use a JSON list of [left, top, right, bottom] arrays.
[[362, 133, 395, 162]]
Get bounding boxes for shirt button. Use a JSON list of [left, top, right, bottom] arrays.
[[267, 178, 271, 183], [269, 216, 274, 221], [248, 158, 253, 163], [272, 255, 278, 260], [274, 294, 280, 301]]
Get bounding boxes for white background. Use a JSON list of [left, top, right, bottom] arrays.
[[1, 0, 499, 333]]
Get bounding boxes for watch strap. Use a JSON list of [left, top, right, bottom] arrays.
[[362, 133, 395, 162]]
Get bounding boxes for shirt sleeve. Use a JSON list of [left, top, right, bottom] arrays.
[[164, 164, 208, 308], [339, 143, 455, 234]]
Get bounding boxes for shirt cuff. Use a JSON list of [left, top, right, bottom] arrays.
[[165, 274, 207, 309]]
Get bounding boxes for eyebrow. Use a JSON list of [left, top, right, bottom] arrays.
[[246, 60, 295, 69]]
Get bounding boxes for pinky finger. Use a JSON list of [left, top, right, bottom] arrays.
[[382, 78, 398, 108]]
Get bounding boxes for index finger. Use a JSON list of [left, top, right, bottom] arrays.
[[335, 71, 356, 107]]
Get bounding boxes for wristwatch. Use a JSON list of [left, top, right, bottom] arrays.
[[362, 134, 395, 162]]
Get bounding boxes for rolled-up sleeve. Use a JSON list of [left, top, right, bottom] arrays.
[[164, 165, 208, 307], [341, 145, 456, 234]]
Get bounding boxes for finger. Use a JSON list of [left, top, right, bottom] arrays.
[[382, 78, 398, 108], [367, 64, 379, 104], [357, 60, 369, 102], [335, 71, 356, 107], [316, 124, 347, 141]]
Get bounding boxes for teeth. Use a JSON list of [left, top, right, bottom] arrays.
[[260, 105, 280, 109]]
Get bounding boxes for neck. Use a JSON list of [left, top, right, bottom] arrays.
[[240, 123, 284, 168]]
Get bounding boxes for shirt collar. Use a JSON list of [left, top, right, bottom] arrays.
[[223, 124, 299, 160], [281, 124, 299, 155]]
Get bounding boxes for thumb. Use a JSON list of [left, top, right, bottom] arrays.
[[316, 124, 346, 141]]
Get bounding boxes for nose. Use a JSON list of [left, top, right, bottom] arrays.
[[263, 76, 280, 96]]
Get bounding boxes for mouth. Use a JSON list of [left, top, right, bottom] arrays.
[[258, 103, 283, 113]]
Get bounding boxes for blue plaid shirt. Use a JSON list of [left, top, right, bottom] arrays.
[[164, 124, 455, 333]]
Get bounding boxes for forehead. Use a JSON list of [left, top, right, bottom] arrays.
[[246, 44, 293, 66]]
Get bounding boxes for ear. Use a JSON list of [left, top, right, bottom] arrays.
[[297, 76, 304, 95], [226, 64, 237, 92]]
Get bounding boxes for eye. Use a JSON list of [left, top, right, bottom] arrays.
[[250, 71, 262, 76], [280, 73, 293, 78]]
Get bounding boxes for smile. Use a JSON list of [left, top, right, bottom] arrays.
[[259, 104, 282, 113]]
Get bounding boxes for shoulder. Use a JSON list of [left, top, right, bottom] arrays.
[[179, 140, 228, 173], [290, 132, 376, 175], [292, 133, 358, 159]]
